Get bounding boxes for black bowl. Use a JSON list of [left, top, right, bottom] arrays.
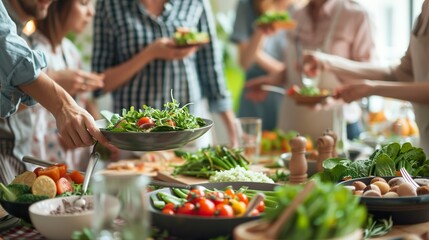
[[339, 176, 429, 225], [0, 197, 32, 223], [149, 182, 279, 239], [96, 118, 213, 151]]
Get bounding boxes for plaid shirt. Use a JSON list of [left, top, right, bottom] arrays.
[[92, 0, 232, 114]]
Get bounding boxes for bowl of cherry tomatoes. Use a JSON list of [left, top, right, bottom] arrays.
[[148, 182, 279, 239]]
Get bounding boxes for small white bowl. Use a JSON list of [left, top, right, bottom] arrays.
[[29, 195, 94, 240]]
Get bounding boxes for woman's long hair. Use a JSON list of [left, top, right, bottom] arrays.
[[35, 0, 75, 52]]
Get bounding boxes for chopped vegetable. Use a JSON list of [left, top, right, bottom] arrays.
[[173, 27, 209, 46], [255, 11, 290, 24], [209, 166, 274, 183]]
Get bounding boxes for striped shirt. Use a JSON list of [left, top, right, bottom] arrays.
[[92, 0, 232, 114]]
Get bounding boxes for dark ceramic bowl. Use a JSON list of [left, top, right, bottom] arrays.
[[149, 182, 279, 239], [0, 196, 32, 223], [96, 118, 213, 151], [339, 176, 429, 225]]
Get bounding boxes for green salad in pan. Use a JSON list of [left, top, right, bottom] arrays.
[[173, 27, 209, 46], [255, 11, 291, 24], [104, 97, 206, 133]]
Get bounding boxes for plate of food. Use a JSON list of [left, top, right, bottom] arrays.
[[148, 182, 279, 239], [255, 11, 296, 30], [97, 98, 213, 151], [287, 85, 331, 105], [172, 27, 209, 48]]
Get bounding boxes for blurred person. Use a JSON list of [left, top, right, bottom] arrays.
[[92, 0, 238, 151], [303, 0, 429, 153], [30, 0, 105, 169], [0, 0, 111, 184], [245, 0, 375, 141], [231, 0, 293, 130]]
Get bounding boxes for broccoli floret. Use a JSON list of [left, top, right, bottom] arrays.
[[7, 184, 31, 197], [0, 183, 17, 201], [15, 194, 49, 204]]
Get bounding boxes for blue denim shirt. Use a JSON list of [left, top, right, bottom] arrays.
[[0, 1, 46, 117]]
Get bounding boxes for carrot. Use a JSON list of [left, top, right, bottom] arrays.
[[68, 170, 85, 184], [38, 166, 60, 182]]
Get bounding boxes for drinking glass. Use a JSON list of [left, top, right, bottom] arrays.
[[92, 173, 150, 240], [235, 117, 262, 164]]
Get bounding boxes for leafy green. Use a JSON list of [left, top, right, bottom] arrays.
[[104, 94, 206, 133], [256, 11, 290, 24], [15, 194, 48, 203], [364, 217, 393, 239], [173, 28, 209, 46], [0, 183, 17, 201], [264, 179, 366, 239], [299, 86, 320, 96]]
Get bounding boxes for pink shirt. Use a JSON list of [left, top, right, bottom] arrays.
[[290, 0, 375, 62]]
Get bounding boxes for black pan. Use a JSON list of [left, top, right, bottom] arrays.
[[148, 182, 280, 239], [339, 176, 429, 225], [0, 194, 32, 223]]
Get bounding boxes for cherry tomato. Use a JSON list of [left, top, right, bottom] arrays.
[[68, 170, 85, 184], [163, 203, 176, 212], [256, 200, 265, 213], [55, 163, 67, 178], [56, 177, 73, 195], [177, 202, 195, 215], [137, 117, 154, 127], [287, 85, 300, 96], [215, 203, 234, 217], [195, 198, 215, 217], [250, 209, 260, 216], [224, 188, 235, 198], [230, 199, 246, 216], [162, 209, 175, 215], [206, 191, 225, 205], [187, 188, 205, 203], [33, 167, 43, 176], [236, 193, 249, 205]]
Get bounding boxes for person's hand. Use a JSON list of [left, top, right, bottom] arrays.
[[54, 102, 114, 150], [147, 37, 198, 60], [245, 74, 280, 102], [301, 53, 322, 77], [49, 69, 104, 96], [255, 24, 278, 36], [334, 81, 374, 103]]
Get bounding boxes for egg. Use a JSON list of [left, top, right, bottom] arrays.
[[362, 190, 381, 197], [370, 177, 387, 184], [372, 181, 390, 195], [388, 177, 405, 188], [417, 186, 429, 195], [415, 179, 429, 187], [364, 184, 381, 194], [396, 183, 417, 197], [352, 181, 367, 191], [383, 192, 399, 198]]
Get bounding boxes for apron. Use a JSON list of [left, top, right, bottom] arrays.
[[410, 2, 429, 154], [278, 0, 345, 140]]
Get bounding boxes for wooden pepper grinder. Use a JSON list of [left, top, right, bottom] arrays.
[[317, 134, 335, 172], [325, 129, 338, 157], [289, 134, 307, 184]]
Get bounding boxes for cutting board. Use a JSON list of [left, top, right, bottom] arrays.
[[154, 164, 273, 185]]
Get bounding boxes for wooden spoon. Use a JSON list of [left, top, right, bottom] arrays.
[[234, 181, 316, 240]]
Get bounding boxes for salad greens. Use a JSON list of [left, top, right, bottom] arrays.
[[104, 95, 206, 133], [313, 142, 429, 182], [264, 179, 366, 240], [256, 11, 290, 24], [173, 27, 209, 46]]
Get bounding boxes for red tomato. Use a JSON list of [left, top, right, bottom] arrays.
[[206, 191, 225, 205], [68, 170, 85, 184], [33, 167, 43, 176], [187, 188, 205, 203], [287, 85, 300, 96], [137, 117, 154, 127], [224, 188, 235, 198], [236, 193, 249, 205], [177, 202, 195, 215], [162, 209, 175, 215], [55, 163, 67, 178], [256, 200, 265, 213], [215, 203, 234, 217], [163, 203, 176, 212], [195, 198, 215, 217], [38, 166, 60, 182], [56, 177, 73, 195]]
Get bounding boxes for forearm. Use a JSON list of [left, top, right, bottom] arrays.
[[102, 47, 155, 92], [319, 53, 391, 81], [19, 72, 76, 117], [239, 31, 265, 70], [371, 81, 429, 104], [255, 51, 285, 74]]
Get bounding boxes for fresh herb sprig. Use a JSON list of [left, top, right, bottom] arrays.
[[364, 216, 393, 239], [105, 94, 206, 133]]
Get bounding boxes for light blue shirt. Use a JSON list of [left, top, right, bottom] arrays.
[[0, 1, 46, 117]]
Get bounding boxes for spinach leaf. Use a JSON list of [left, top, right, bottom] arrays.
[[374, 153, 395, 176]]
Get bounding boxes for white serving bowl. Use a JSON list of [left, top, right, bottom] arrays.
[[29, 195, 94, 240]]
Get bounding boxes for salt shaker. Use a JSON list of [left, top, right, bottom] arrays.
[[317, 134, 335, 172], [92, 172, 150, 240], [289, 134, 307, 184], [325, 129, 338, 157]]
